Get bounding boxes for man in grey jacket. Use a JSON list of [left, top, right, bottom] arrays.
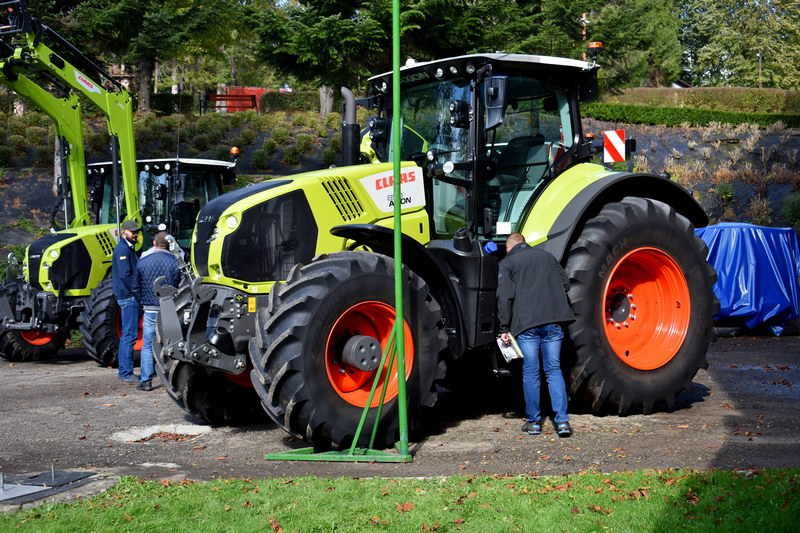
[[133, 231, 180, 391], [497, 233, 575, 437]]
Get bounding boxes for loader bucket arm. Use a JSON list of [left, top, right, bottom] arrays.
[[1, 1, 140, 225], [0, 61, 89, 227]]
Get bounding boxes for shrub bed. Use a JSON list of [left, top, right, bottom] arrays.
[[583, 102, 800, 128]]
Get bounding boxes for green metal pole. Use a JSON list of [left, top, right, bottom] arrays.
[[391, 0, 409, 457], [264, 0, 411, 464]]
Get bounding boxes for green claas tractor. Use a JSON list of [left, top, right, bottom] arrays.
[[0, 1, 235, 365], [155, 48, 717, 449]]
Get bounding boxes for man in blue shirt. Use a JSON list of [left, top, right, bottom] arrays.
[[112, 220, 141, 383], [133, 231, 181, 391]]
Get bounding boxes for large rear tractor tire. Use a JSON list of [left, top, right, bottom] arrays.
[[0, 330, 67, 362], [79, 279, 142, 367], [565, 197, 717, 415], [249, 251, 448, 451]]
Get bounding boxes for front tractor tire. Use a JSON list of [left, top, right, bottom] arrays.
[[0, 330, 67, 362], [565, 197, 717, 415], [249, 251, 448, 451], [79, 279, 142, 367]]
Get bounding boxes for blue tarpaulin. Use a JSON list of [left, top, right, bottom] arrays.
[[695, 223, 800, 335]]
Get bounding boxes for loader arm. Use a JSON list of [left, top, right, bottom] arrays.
[[1, 1, 139, 225], [0, 61, 89, 227]]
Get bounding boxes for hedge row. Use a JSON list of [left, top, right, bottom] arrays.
[[582, 102, 800, 128], [261, 91, 327, 112], [149, 93, 195, 115], [603, 87, 800, 114]]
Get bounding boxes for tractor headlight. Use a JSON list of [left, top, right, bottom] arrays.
[[207, 227, 219, 244], [49, 250, 59, 259], [225, 215, 238, 229]]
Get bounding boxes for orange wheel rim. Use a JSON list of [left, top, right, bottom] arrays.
[[19, 331, 56, 346], [603, 247, 690, 370], [325, 301, 414, 407], [225, 371, 254, 389], [116, 310, 144, 351]]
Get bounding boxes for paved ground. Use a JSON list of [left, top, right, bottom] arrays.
[[1, 335, 799, 507]]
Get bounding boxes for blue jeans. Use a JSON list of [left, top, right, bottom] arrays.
[[517, 324, 569, 424], [117, 297, 140, 378], [140, 309, 158, 382]]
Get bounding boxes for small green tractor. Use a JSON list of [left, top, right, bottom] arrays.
[[0, 1, 236, 365], [155, 49, 717, 450]]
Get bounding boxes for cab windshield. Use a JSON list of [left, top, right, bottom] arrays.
[[390, 78, 472, 239], [385, 72, 575, 240]]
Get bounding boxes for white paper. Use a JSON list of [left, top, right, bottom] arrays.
[[497, 336, 523, 362]]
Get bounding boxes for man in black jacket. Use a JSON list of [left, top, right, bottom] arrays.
[[497, 233, 575, 437], [133, 231, 180, 391]]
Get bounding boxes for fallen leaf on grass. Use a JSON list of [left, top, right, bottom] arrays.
[[421, 522, 440, 531], [122, 514, 133, 521], [270, 518, 282, 532], [588, 505, 612, 515], [396, 502, 415, 513], [454, 518, 465, 524]]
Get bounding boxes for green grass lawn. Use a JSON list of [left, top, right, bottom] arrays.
[[2, 469, 798, 532]]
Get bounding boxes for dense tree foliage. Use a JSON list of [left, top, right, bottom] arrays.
[[679, 0, 800, 89]]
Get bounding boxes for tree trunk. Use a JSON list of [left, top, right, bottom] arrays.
[[136, 59, 154, 112], [319, 85, 334, 118]]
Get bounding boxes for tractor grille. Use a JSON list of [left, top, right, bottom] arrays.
[[321, 176, 364, 221], [50, 239, 92, 291], [95, 230, 115, 257], [192, 180, 290, 278], [221, 190, 317, 283], [26, 233, 76, 290]]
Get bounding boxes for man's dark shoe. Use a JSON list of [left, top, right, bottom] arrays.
[[119, 374, 139, 383], [522, 420, 542, 435], [136, 380, 156, 391], [556, 421, 573, 438]]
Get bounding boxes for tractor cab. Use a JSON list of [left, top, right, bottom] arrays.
[[365, 54, 599, 244], [88, 158, 236, 251]]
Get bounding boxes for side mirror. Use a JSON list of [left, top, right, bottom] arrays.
[[484, 75, 507, 131]]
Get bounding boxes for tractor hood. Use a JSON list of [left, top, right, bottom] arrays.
[[191, 163, 430, 293]]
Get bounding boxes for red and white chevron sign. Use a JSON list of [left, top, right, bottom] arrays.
[[603, 129, 626, 163]]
